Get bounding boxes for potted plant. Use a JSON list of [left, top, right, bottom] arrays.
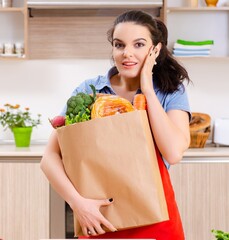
[[0, 103, 41, 147]]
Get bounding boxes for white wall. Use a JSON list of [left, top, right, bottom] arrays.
[[0, 59, 111, 142], [0, 58, 228, 142], [182, 58, 229, 120]]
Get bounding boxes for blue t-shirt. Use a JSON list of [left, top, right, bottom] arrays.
[[61, 67, 191, 168], [61, 67, 191, 117]]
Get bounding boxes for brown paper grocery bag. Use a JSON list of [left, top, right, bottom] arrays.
[[56, 110, 169, 236]]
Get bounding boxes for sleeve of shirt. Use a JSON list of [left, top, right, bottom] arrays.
[[165, 84, 192, 121]]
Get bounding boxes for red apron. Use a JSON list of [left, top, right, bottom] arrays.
[[80, 148, 185, 240]]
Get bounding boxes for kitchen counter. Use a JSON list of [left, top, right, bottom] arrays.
[[184, 146, 229, 158], [0, 143, 229, 159], [0, 144, 46, 159]]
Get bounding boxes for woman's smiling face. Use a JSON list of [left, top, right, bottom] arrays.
[[112, 22, 153, 79]]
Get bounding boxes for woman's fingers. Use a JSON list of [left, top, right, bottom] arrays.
[[100, 216, 117, 232], [94, 224, 106, 235], [79, 197, 117, 236], [97, 198, 117, 232], [87, 227, 97, 236], [93, 198, 117, 234], [148, 46, 157, 63], [82, 226, 89, 236], [98, 198, 114, 207]]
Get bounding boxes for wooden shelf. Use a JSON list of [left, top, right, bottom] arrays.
[[27, 1, 162, 9], [0, 56, 26, 61], [0, 7, 25, 12], [167, 7, 229, 12]]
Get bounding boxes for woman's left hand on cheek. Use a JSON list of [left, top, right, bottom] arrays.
[[140, 46, 157, 94]]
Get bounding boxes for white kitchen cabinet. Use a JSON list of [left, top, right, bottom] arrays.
[[169, 157, 229, 240], [164, 0, 229, 58], [0, 0, 28, 60], [0, 159, 49, 240]]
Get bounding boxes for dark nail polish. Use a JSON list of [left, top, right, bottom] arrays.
[[109, 198, 113, 202]]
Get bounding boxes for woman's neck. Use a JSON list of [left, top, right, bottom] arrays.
[[111, 74, 140, 91], [110, 74, 140, 102]]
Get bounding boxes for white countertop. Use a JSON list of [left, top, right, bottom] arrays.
[[0, 143, 229, 159], [184, 146, 229, 158], [0, 144, 46, 158]]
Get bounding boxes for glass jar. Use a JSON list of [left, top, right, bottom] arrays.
[[0, 43, 4, 54], [15, 42, 24, 55], [2, 0, 12, 8], [4, 43, 14, 55]]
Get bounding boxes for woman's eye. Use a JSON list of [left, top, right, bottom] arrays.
[[135, 42, 145, 48], [114, 42, 124, 49]]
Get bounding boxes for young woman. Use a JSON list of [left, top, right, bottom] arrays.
[[41, 10, 191, 239]]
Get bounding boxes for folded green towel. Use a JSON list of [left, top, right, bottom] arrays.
[[177, 39, 214, 46]]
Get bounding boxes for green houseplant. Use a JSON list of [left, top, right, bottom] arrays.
[[0, 103, 41, 147]]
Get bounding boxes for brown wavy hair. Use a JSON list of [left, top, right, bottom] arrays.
[[107, 10, 191, 93]]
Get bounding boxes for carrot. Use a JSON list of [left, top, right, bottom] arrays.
[[133, 94, 147, 110]]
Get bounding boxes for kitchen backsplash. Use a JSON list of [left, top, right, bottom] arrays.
[[0, 58, 229, 142]]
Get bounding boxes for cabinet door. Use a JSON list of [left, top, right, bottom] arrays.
[[0, 161, 49, 240], [169, 160, 229, 240]]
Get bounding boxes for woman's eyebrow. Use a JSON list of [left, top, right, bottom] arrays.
[[112, 38, 122, 43], [134, 38, 147, 42], [112, 38, 147, 43]]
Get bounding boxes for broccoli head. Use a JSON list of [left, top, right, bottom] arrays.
[[77, 93, 94, 106], [65, 84, 97, 123]]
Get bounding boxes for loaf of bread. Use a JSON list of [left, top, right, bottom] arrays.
[[91, 95, 134, 119]]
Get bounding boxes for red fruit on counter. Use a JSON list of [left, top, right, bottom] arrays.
[[49, 116, 65, 128]]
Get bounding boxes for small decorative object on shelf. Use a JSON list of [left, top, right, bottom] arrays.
[[15, 42, 24, 55], [3, 43, 14, 55], [0, 43, 3, 54], [189, 0, 198, 7], [205, 0, 219, 7], [0, 104, 41, 147], [2, 0, 12, 8], [0, 42, 25, 58]]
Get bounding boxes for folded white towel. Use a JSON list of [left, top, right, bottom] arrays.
[[172, 52, 210, 57], [173, 49, 211, 55], [174, 43, 213, 50]]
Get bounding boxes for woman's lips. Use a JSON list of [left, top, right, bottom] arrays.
[[122, 61, 137, 68]]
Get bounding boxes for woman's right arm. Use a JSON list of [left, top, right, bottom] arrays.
[[40, 130, 116, 236], [40, 130, 82, 209]]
